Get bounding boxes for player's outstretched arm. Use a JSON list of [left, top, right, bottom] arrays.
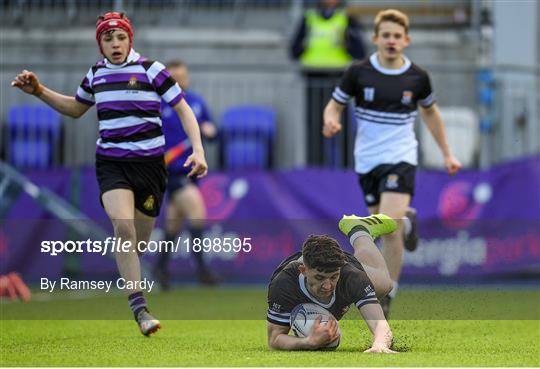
[[322, 99, 345, 138], [419, 103, 462, 176], [173, 99, 208, 178], [267, 318, 339, 351], [11, 70, 90, 118], [359, 303, 398, 354]]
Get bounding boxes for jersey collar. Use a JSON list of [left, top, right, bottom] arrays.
[[298, 274, 336, 308], [370, 52, 411, 75], [104, 48, 140, 69]]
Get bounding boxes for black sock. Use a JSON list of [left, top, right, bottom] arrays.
[[190, 227, 207, 273], [348, 225, 371, 244], [156, 232, 174, 272]]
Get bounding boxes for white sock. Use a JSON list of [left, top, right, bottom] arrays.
[[349, 230, 372, 246], [402, 216, 412, 236], [388, 281, 399, 299]]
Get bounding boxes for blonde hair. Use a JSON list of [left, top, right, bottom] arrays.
[[374, 9, 409, 35]]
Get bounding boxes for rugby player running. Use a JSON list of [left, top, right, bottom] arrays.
[[323, 9, 461, 316], [11, 12, 207, 336]]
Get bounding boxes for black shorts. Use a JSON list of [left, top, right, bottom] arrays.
[[358, 162, 416, 207], [95, 156, 167, 217], [167, 172, 198, 195]]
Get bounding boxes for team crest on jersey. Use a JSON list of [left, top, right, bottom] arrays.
[[143, 195, 155, 211], [363, 87, 375, 102], [401, 90, 413, 105], [127, 75, 138, 88], [386, 174, 399, 189]]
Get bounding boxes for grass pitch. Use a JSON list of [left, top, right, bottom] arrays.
[[1, 287, 539, 367]]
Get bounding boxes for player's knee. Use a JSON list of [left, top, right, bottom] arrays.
[[113, 220, 136, 240], [380, 278, 393, 297], [375, 278, 392, 298], [372, 273, 393, 297], [381, 229, 403, 244]]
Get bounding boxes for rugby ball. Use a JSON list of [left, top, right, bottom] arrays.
[[290, 303, 341, 349]]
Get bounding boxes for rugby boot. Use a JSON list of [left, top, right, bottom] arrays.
[[339, 214, 397, 240], [136, 309, 161, 336], [404, 208, 419, 252]]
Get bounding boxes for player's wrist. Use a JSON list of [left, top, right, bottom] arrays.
[[373, 333, 393, 349], [304, 336, 320, 350], [373, 338, 391, 346], [192, 145, 204, 154], [442, 149, 453, 159], [371, 341, 392, 351], [32, 83, 44, 97]]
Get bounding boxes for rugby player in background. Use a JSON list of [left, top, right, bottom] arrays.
[[155, 60, 219, 287], [323, 9, 461, 317]]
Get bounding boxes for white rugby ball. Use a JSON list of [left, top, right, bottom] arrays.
[[290, 303, 341, 349]]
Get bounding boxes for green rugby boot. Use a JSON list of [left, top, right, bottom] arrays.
[[339, 214, 397, 240]]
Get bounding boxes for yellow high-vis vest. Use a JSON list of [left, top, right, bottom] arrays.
[[300, 9, 351, 68]]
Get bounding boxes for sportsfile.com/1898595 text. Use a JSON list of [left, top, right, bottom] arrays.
[[40, 237, 253, 256]]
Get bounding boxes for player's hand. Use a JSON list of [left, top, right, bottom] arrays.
[[307, 316, 340, 349], [322, 119, 342, 138], [184, 149, 208, 178], [444, 154, 462, 176], [11, 70, 43, 96], [364, 344, 398, 354]]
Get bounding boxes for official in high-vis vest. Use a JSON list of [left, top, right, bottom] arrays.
[[290, 0, 365, 69]]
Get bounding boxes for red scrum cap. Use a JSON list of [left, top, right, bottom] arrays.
[[96, 12, 133, 54]]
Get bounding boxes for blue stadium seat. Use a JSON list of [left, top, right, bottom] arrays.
[[220, 105, 275, 169], [6, 105, 62, 168], [224, 140, 266, 169]]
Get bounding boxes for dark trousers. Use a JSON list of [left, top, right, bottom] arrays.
[[303, 69, 354, 168]]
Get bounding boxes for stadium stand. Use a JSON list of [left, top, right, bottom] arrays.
[[220, 105, 276, 169], [0, 0, 538, 168], [6, 105, 62, 168]]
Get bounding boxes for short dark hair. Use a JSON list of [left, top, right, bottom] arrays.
[[166, 60, 186, 69], [302, 235, 346, 273]]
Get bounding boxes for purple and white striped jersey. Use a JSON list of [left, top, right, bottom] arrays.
[[76, 49, 184, 160]]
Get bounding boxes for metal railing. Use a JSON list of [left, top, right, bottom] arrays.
[[1, 0, 477, 29], [1, 0, 294, 29]]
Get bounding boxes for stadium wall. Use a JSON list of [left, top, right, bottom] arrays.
[[2, 0, 538, 168], [2, 156, 539, 283], [1, 27, 486, 168], [491, 0, 540, 163]]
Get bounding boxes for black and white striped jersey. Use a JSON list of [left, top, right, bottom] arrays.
[[267, 252, 377, 327], [332, 53, 436, 173]]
